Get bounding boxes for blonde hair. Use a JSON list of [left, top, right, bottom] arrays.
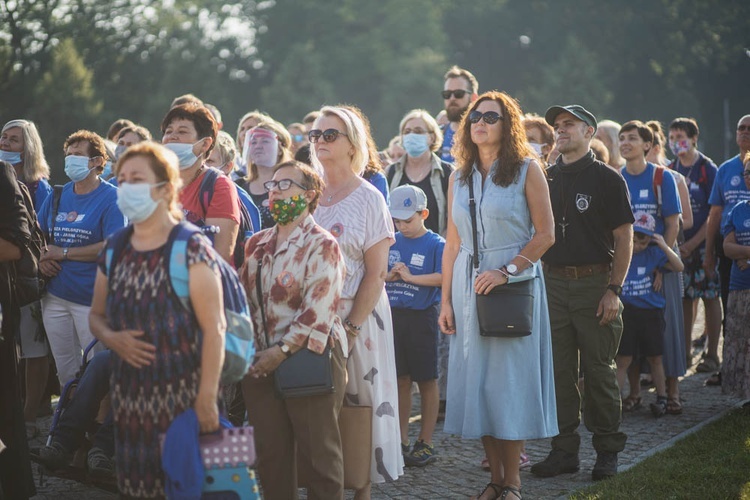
[[2, 120, 50, 182], [311, 106, 369, 176], [116, 141, 183, 219], [236, 110, 271, 152], [399, 109, 444, 153]]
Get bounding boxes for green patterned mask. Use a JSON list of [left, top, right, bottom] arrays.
[[270, 194, 308, 225]]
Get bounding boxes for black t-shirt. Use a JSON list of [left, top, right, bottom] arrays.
[[542, 151, 634, 266], [398, 173, 440, 234]]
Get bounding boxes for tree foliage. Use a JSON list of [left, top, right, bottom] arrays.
[[1, 0, 748, 182]]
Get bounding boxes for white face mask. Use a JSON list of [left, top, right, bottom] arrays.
[[117, 182, 166, 223], [529, 142, 544, 156]]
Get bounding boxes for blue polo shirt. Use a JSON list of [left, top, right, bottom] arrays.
[[722, 200, 750, 291], [38, 180, 126, 306], [709, 155, 750, 228], [621, 162, 681, 236], [622, 246, 669, 309], [386, 230, 444, 310]]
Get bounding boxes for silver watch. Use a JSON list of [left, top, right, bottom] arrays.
[[506, 263, 518, 275]]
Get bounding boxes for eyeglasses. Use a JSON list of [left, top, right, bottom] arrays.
[[442, 89, 471, 100], [263, 178, 308, 192], [468, 111, 504, 125], [738, 125, 750, 132], [742, 171, 750, 178], [308, 129, 347, 143]]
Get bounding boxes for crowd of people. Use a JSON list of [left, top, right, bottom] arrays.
[[0, 65, 749, 500]]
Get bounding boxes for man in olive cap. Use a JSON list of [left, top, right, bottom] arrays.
[[532, 105, 634, 481]]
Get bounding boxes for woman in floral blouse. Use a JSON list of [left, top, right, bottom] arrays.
[[240, 160, 348, 500]]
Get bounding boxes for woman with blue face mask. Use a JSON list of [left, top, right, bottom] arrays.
[[36, 130, 126, 387], [161, 103, 241, 264], [384, 109, 453, 237], [89, 141, 226, 498]]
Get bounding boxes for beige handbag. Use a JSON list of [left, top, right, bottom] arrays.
[[339, 405, 372, 490]]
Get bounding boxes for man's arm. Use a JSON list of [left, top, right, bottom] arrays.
[[597, 222, 633, 325]]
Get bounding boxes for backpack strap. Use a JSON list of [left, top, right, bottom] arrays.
[[166, 222, 202, 312], [440, 160, 452, 195], [198, 167, 220, 220], [104, 225, 135, 281], [652, 164, 665, 218]]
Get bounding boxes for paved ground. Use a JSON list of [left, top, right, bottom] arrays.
[[29, 308, 743, 499]]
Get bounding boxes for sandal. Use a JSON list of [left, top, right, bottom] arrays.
[[705, 372, 722, 386], [696, 355, 720, 373], [471, 482, 503, 500], [500, 485, 523, 500], [622, 395, 642, 412], [666, 397, 683, 415]]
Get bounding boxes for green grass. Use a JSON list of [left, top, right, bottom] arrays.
[[571, 406, 750, 500]]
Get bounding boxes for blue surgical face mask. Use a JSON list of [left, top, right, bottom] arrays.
[[117, 181, 166, 223], [164, 139, 203, 169], [102, 161, 113, 179], [0, 150, 22, 165], [64, 155, 97, 182], [402, 133, 430, 158]]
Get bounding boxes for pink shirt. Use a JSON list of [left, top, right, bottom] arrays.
[[240, 215, 346, 353]]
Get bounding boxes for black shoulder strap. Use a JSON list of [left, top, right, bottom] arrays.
[[440, 161, 452, 195], [467, 172, 479, 270], [48, 185, 64, 244], [386, 162, 396, 187]]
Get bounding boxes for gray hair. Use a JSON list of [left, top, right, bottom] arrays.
[[2, 119, 50, 182]]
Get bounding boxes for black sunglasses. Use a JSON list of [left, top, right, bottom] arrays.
[[469, 111, 504, 125], [738, 125, 750, 132], [263, 178, 308, 192], [441, 89, 471, 99], [308, 129, 348, 143]]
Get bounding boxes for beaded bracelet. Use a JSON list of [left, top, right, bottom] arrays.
[[344, 318, 362, 332]]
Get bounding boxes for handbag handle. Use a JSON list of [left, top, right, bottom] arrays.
[[255, 259, 270, 349], [467, 171, 480, 272]]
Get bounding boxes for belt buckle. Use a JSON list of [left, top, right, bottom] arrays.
[[564, 266, 579, 280]]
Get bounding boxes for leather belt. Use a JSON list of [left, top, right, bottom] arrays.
[[542, 262, 611, 280]]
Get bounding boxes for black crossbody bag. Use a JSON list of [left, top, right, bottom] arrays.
[[468, 172, 534, 337], [255, 260, 334, 398]]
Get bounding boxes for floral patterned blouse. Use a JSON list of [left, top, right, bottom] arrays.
[[240, 214, 347, 353]]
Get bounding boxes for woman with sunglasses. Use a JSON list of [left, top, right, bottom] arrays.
[[311, 106, 403, 498], [239, 160, 347, 499], [437, 92, 557, 500]]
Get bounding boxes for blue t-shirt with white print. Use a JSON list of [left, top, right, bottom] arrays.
[[709, 155, 750, 229], [386, 230, 444, 310], [620, 162, 681, 237], [38, 180, 126, 306], [622, 246, 669, 309], [722, 200, 750, 291]]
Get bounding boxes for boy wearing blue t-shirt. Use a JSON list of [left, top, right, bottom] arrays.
[[616, 212, 684, 418], [385, 185, 444, 467]]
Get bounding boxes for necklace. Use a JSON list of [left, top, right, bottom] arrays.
[[325, 177, 355, 203], [185, 166, 204, 188]]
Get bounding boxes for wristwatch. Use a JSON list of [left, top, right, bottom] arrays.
[[63, 247, 69, 260], [607, 284, 623, 296], [276, 340, 292, 358], [506, 263, 518, 276]]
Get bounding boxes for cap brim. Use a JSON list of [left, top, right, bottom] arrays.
[[633, 227, 654, 236], [390, 209, 417, 220], [544, 106, 568, 127]]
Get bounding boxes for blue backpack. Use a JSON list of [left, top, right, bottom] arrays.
[[105, 222, 255, 384]]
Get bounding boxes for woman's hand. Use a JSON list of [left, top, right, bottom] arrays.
[[39, 259, 61, 277], [104, 329, 156, 368], [438, 302, 456, 335], [194, 391, 220, 433], [249, 346, 285, 378], [737, 259, 750, 271], [474, 269, 508, 295]]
